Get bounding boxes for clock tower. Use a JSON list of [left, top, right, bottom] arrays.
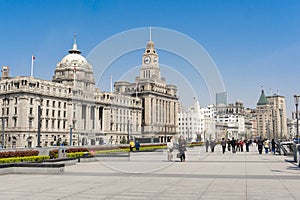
[[140, 40, 161, 80]]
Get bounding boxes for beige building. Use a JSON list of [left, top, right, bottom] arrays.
[[115, 40, 179, 142], [256, 90, 287, 140], [0, 37, 142, 148]]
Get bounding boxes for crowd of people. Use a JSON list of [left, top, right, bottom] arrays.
[[205, 137, 252, 154], [132, 136, 279, 162]]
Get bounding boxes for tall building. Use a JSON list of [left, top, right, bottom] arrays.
[[256, 90, 288, 140], [0, 37, 143, 148], [178, 101, 201, 142], [267, 94, 287, 140], [216, 92, 227, 106], [115, 39, 179, 142]]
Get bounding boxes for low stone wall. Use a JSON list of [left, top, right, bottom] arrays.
[[0, 163, 65, 175]]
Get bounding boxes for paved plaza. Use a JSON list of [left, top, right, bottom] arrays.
[[0, 145, 300, 200]]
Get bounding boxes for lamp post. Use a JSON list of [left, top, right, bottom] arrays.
[[279, 108, 283, 141], [70, 124, 73, 146], [294, 95, 299, 142], [293, 95, 300, 162]]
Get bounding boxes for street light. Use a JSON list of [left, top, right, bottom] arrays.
[[279, 108, 283, 141], [70, 124, 73, 146], [294, 95, 299, 142], [293, 94, 300, 162]]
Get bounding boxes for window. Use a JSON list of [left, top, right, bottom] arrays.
[[30, 98, 33, 105], [52, 110, 55, 117], [29, 108, 33, 115]]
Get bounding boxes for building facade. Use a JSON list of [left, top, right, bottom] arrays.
[[256, 90, 288, 140], [115, 39, 179, 142], [0, 37, 143, 148]]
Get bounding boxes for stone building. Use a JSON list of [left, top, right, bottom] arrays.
[[0, 37, 142, 148], [256, 90, 287, 140], [114, 39, 179, 142]]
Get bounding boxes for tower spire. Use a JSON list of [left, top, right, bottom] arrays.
[[149, 26, 152, 41], [69, 33, 81, 54], [73, 34, 77, 50]]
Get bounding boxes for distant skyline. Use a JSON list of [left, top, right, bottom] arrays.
[[0, 0, 299, 116]]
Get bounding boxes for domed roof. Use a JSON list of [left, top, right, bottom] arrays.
[[52, 35, 95, 85], [56, 35, 92, 71]]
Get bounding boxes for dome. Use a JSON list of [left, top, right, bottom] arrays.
[[52, 35, 95, 85], [58, 53, 92, 71]]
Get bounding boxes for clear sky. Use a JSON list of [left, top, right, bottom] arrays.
[[0, 0, 299, 116]]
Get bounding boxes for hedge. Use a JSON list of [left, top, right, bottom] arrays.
[[0, 156, 50, 164], [0, 150, 39, 159]]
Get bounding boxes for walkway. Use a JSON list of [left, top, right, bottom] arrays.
[[0, 145, 299, 200]]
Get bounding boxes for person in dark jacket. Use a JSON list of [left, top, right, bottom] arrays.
[[231, 137, 236, 153], [221, 138, 226, 154], [271, 139, 276, 154], [257, 137, 263, 154], [178, 136, 187, 162]]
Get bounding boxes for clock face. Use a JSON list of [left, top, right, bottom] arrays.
[[144, 56, 151, 64], [154, 57, 158, 64]]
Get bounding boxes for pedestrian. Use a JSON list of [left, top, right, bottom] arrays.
[[221, 138, 226, 154], [227, 139, 231, 152], [264, 139, 270, 154], [129, 140, 135, 151], [240, 140, 244, 152], [231, 137, 236, 153], [236, 139, 240, 152], [135, 140, 140, 151], [210, 139, 216, 153], [167, 139, 174, 161], [257, 137, 263, 154], [245, 139, 250, 152], [205, 139, 209, 153], [178, 135, 187, 162], [271, 139, 276, 154]]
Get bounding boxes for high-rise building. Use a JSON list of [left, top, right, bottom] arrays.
[[216, 92, 227, 106], [256, 90, 288, 140]]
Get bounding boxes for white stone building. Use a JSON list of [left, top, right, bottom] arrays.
[[0, 37, 142, 148]]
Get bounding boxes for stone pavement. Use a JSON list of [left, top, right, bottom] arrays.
[[0, 144, 299, 200]]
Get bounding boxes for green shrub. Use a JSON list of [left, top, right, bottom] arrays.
[[0, 155, 50, 163]]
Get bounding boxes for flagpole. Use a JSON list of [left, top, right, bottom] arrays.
[[31, 55, 34, 77], [110, 75, 112, 93]]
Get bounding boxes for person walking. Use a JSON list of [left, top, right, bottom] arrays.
[[205, 139, 209, 153], [264, 139, 270, 154], [227, 139, 231, 152], [240, 140, 244, 152], [210, 139, 216, 153], [135, 140, 140, 151], [178, 136, 187, 162], [271, 139, 276, 154], [167, 139, 174, 161], [129, 140, 135, 151], [245, 139, 250, 152], [231, 137, 236, 153], [257, 137, 263, 154], [221, 138, 226, 154]]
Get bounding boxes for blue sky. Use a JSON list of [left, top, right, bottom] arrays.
[[0, 0, 300, 116]]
